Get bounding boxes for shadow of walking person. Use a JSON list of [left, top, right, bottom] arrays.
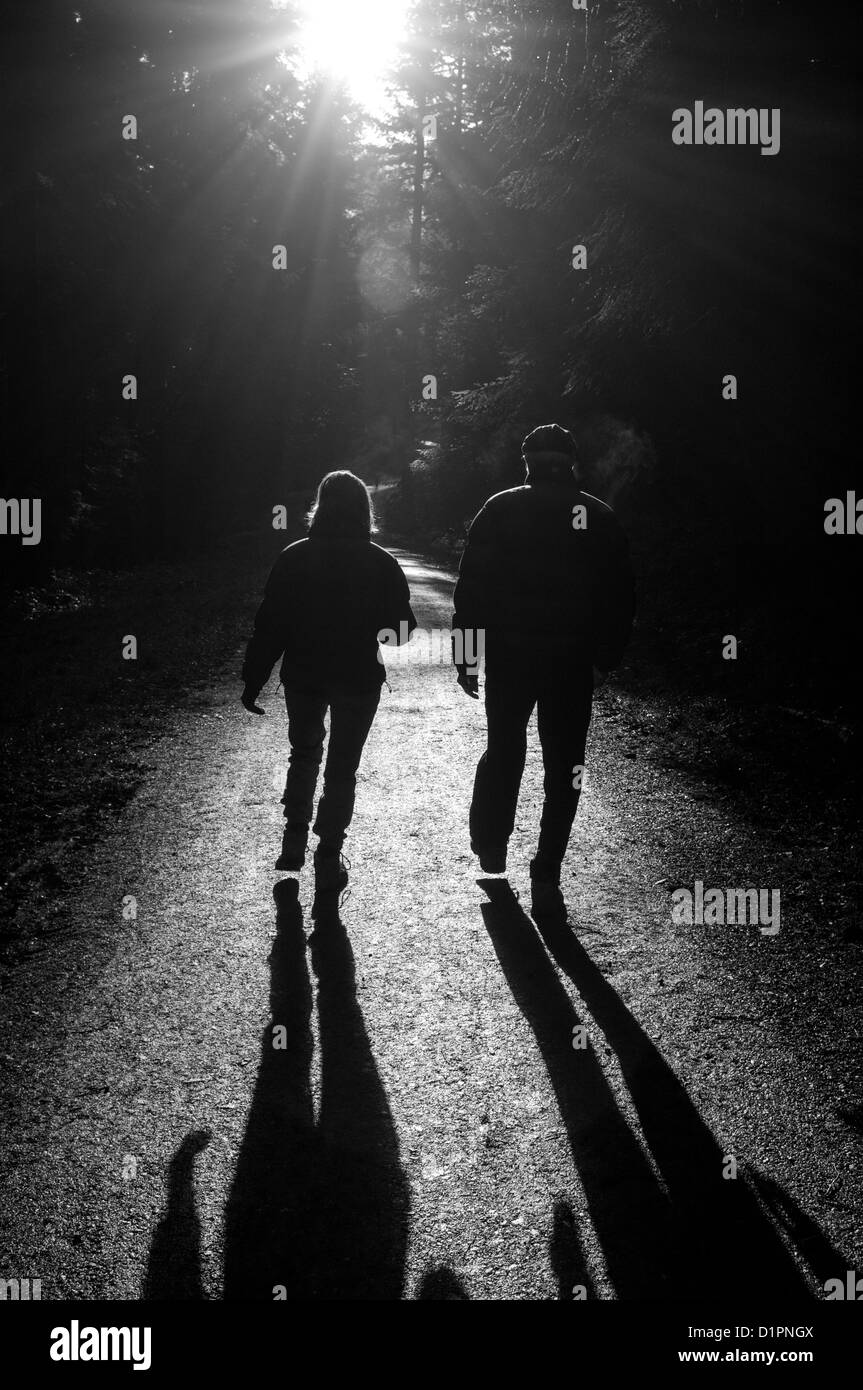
[[549, 1198, 596, 1301], [415, 1266, 470, 1299], [222, 878, 410, 1299], [143, 1129, 211, 1299], [480, 879, 836, 1300], [480, 878, 682, 1299], [532, 908, 845, 1299]]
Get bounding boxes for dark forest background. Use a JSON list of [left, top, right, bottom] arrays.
[[1, 0, 860, 714]]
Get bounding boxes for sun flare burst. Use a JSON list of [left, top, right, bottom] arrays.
[[293, 0, 410, 112]]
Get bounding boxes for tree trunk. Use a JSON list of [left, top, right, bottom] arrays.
[[410, 92, 425, 283]]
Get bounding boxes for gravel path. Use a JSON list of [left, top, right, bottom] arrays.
[[0, 549, 859, 1300]]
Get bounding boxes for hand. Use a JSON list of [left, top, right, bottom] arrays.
[[592, 666, 608, 688], [241, 688, 266, 714], [457, 672, 479, 700]]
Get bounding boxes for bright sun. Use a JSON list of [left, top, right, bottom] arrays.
[[294, 0, 409, 112]]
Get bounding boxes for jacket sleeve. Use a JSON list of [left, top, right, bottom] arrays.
[[241, 555, 291, 695], [380, 556, 417, 645], [451, 502, 497, 675], [591, 512, 636, 672]]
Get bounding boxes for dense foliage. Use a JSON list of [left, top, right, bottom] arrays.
[[2, 0, 858, 707]]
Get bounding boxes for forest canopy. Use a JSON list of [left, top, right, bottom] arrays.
[[1, 0, 858, 707]]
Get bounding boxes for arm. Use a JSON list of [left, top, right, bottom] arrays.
[[241, 554, 291, 708], [591, 513, 636, 673], [452, 503, 497, 694], [383, 558, 417, 644]]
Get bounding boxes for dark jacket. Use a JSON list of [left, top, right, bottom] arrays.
[[242, 535, 416, 697], [451, 480, 635, 676]]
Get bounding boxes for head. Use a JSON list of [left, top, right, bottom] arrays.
[[306, 470, 377, 539], [521, 423, 579, 485]]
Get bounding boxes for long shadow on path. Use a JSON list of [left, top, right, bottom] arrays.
[[143, 1129, 210, 1299], [480, 879, 840, 1300], [221, 878, 410, 1298]]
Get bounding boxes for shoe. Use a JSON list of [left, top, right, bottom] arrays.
[[472, 843, 507, 873], [313, 847, 349, 894], [529, 857, 567, 923], [275, 822, 308, 871]]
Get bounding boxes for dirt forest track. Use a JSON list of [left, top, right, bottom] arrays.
[[0, 547, 860, 1300]]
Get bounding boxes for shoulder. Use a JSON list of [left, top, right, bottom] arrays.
[[470, 487, 529, 528], [578, 491, 624, 531], [579, 490, 615, 516], [271, 538, 308, 571], [482, 486, 531, 511], [370, 541, 405, 571], [370, 541, 396, 560]]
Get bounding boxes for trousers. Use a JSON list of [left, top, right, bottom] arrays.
[[469, 663, 594, 864], [281, 686, 381, 848]]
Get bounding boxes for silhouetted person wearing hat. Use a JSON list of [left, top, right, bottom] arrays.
[[452, 425, 635, 918]]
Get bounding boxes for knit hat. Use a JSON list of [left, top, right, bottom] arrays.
[[522, 424, 578, 481]]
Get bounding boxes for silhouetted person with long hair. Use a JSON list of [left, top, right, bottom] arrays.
[[452, 425, 635, 917], [242, 470, 415, 892]]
